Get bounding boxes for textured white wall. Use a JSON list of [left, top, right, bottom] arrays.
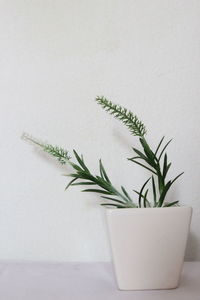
[[0, 0, 199, 261]]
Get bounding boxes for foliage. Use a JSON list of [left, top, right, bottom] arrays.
[[96, 96, 183, 207], [22, 134, 136, 208], [22, 97, 183, 208]]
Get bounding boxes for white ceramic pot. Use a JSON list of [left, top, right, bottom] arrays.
[[106, 206, 192, 290]]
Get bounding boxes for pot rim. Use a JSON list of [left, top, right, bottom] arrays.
[[105, 205, 192, 214]]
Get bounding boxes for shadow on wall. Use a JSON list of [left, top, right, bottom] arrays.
[[185, 232, 199, 261]]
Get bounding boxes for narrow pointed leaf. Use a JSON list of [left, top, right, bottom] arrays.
[[158, 180, 172, 207], [154, 136, 165, 156], [158, 139, 172, 161], [143, 189, 149, 208], [82, 189, 111, 195], [151, 176, 157, 206], [171, 172, 184, 185], [164, 163, 172, 179], [130, 156, 141, 160], [128, 158, 157, 174], [133, 190, 142, 197], [164, 201, 179, 207], [99, 159, 111, 183], [101, 203, 126, 208], [138, 177, 151, 208], [163, 153, 168, 178], [65, 178, 77, 190], [67, 173, 79, 178], [73, 150, 89, 172], [140, 138, 155, 161], [132, 148, 148, 161], [101, 196, 126, 205], [121, 186, 132, 202], [71, 181, 96, 186], [70, 162, 83, 172]]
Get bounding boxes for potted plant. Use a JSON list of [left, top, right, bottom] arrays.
[[22, 96, 192, 290]]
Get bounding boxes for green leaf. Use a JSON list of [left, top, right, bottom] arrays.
[[164, 201, 179, 207], [95, 176, 111, 190], [143, 189, 149, 208], [154, 136, 165, 156], [158, 180, 172, 207], [82, 188, 111, 195], [151, 176, 157, 207], [138, 177, 151, 208], [99, 159, 111, 183], [165, 163, 172, 179], [133, 190, 142, 197], [158, 139, 172, 161], [73, 150, 89, 172], [101, 196, 126, 205], [70, 162, 83, 172], [171, 172, 184, 185], [121, 186, 133, 202], [133, 146, 156, 169], [101, 203, 126, 208], [132, 148, 148, 161], [128, 158, 157, 174], [140, 138, 155, 162], [163, 153, 168, 179], [65, 178, 77, 190], [74, 171, 92, 181], [71, 181, 96, 186], [67, 173, 79, 178]]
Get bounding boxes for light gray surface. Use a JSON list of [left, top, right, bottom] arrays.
[[0, 262, 199, 300]]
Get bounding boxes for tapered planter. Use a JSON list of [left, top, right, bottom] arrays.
[[106, 206, 192, 290]]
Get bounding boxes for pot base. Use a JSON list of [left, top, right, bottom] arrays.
[[106, 207, 192, 290]]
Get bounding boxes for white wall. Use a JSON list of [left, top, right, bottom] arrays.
[[0, 0, 200, 261]]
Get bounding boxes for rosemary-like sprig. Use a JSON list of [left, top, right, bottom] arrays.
[[96, 96, 147, 137], [22, 96, 183, 208], [22, 133, 137, 208], [96, 96, 183, 207]]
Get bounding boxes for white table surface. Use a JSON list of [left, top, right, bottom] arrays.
[[0, 262, 199, 300]]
